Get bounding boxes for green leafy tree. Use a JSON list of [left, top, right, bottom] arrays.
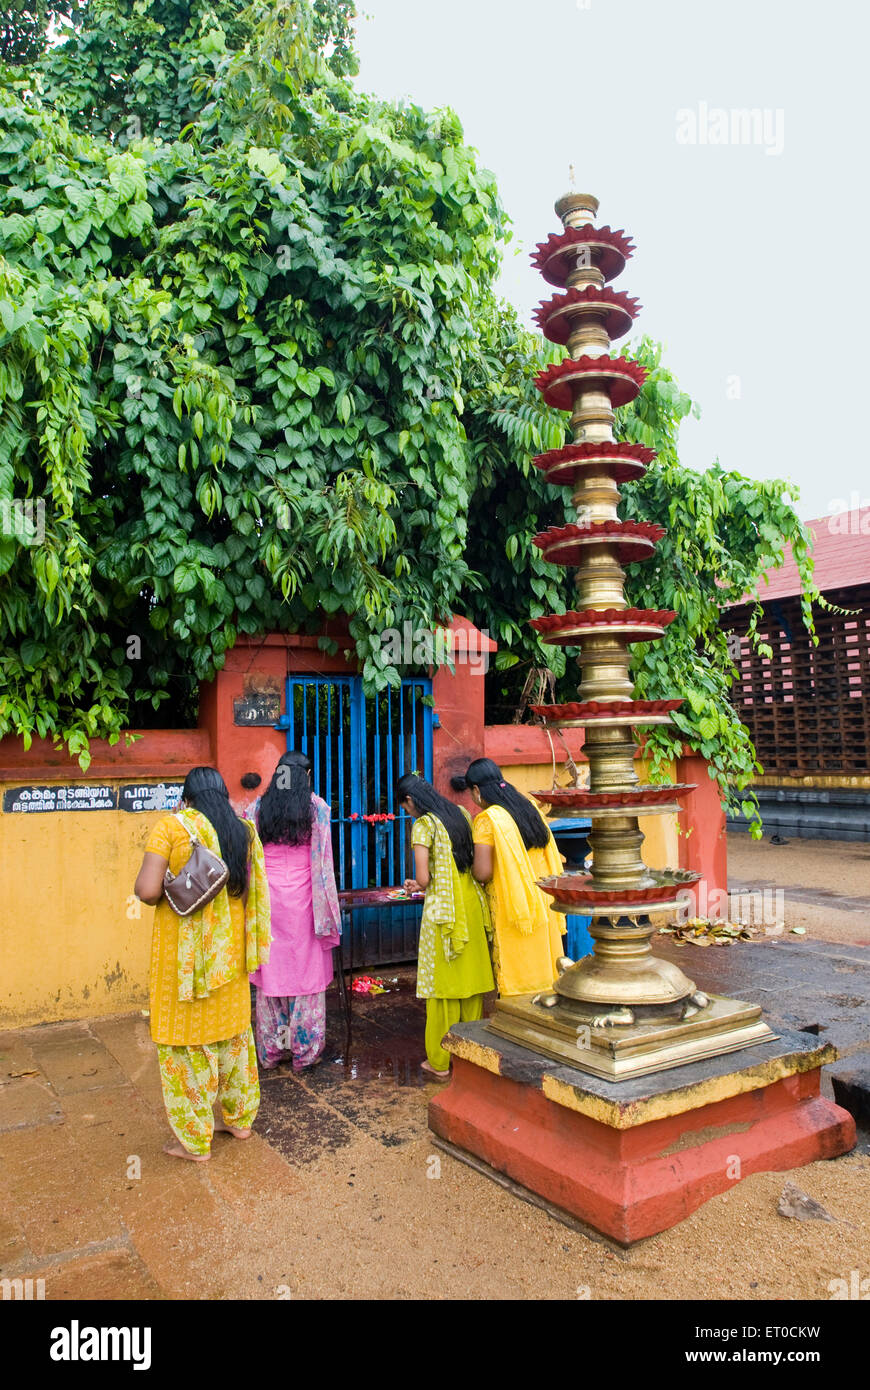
[[0, 0, 506, 762], [311, 0, 358, 76], [0, 1, 84, 66], [0, 0, 817, 833]]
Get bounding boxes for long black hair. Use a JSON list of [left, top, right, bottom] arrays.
[[450, 757, 550, 851], [181, 766, 250, 897], [257, 751, 315, 847], [396, 772, 474, 873]]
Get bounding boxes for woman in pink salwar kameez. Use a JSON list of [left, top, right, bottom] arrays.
[[248, 751, 341, 1071]]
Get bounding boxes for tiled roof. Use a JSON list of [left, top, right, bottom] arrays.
[[730, 508, 870, 605]]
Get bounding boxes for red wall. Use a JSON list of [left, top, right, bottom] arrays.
[[677, 752, 728, 901], [197, 630, 357, 811], [0, 727, 211, 782], [430, 618, 496, 814], [0, 619, 728, 898]]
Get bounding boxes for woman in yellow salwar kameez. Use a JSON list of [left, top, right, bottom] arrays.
[[133, 767, 271, 1161], [451, 758, 565, 998]]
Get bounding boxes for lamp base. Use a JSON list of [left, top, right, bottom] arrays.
[[488, 991, 776, 1081], [429, 1023, 856, 1244]]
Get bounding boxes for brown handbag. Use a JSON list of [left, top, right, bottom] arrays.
[[163, 813, 229, 917]]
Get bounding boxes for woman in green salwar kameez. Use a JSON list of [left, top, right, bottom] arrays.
[[398, 773, 495, 1078]]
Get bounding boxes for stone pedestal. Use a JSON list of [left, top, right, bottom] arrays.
[[428, 1024, 856, 1245]]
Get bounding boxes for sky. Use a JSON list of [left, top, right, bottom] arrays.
[[353, 0, 870, 522]]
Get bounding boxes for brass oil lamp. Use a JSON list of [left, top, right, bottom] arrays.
[[488, 193, 775, 1078]]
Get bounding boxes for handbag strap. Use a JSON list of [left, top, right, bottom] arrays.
[[174, 810, 200, 846]]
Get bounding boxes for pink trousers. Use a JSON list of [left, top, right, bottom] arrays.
[[254, 988, 327, 1071]]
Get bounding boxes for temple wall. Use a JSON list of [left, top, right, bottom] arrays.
[[0, 634, 363, 1028], [0, 731, 209, 1028], [1, 625, 726, 1027]]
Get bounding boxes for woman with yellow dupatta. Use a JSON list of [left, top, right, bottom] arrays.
[[451, 758, 565, 998], [133, 767, 271, 1162]]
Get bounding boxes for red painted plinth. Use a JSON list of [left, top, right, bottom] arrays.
[[429, 1057, 855, 1245]]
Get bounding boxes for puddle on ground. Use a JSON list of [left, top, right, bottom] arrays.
[[326, 1039, 429, 1087]]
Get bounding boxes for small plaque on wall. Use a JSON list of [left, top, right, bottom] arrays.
[[118, 783, 184, 813], [3, 784, 117, 813], [233, 692, 281, 726]]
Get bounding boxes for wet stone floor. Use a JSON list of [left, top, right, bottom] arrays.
[[0, 971, 445, 1300], [2, 954, 870, 1301], [257, 973, 435, 1161]]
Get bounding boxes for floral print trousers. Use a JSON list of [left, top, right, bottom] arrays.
[[157, 1027, 260, 1156], [254, 988, 327, 1071]]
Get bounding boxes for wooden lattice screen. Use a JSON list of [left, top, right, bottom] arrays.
[[725, 585, 870, 776]]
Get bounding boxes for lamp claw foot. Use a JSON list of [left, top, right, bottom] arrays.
[[681, 990, 710, 1020], [591, 1007, 635, 1028], [534, 992, 560, 1009]]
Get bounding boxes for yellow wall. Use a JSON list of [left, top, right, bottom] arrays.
[[0, 785, 161, 1027], [507, 759, 680, 871], [2, 761, 681, 1028]]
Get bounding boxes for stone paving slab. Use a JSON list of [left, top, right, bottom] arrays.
[[0, 1076, 64, 1132], [91, 1013, 164, 1108], [116, 1177, 223, 1299], [654, 937, 870, 1059], [256, 1074, 359, 1164], [0, 1029, 41, 1078], [204, 1133, 304, 1207], [24, 1248, 165, 1301], [0, 1208, 31, 1267], [26, 1024, 127, 1095], [0, 1122, 127, 1258]]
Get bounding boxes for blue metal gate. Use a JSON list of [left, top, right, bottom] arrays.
[[280, 675, 433, 965]]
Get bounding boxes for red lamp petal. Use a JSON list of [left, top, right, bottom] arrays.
[[533, 286, 641, 345], [531, 224, 636, 287], [534, 355, 648, 411]]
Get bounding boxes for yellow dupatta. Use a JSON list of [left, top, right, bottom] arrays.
[[175, 809, 271, 1003], [484, 804, 564, 935]]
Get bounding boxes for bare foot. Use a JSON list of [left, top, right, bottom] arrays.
[[421, 1061, 450, 1080], [163, 1140, 210, 1162], [212, 1111, 252, 1139]]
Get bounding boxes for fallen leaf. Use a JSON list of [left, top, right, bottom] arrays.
[[777, 1181, 834, 1222], [8, 1068, 39, 1079], [790, 927, 807, 935]]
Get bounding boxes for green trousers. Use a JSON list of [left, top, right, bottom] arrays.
[[157, 1027, 260, 1155], [425, 994, 484, 1071]]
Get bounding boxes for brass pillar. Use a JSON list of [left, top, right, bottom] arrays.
[[486, 193, 776, 1077]]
